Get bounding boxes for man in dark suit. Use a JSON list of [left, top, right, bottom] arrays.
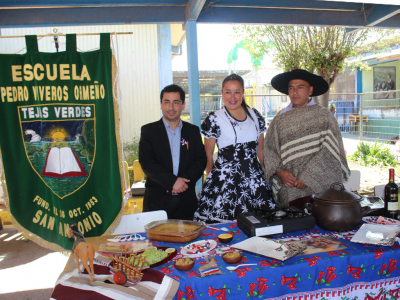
[[139, 84, 207, 220]]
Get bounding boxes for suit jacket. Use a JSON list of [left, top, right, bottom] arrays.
[[139, 118, 207, 218]]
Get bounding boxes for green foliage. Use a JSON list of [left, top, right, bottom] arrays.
[[123, 137, 140, 165], [348, 141, 397, 167], [354, 31, 400, 55], [232, 25, 397, 92]]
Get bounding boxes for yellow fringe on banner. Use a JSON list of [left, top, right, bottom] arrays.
[[0, 154, 70, 253], [103, 53, 125, 237]]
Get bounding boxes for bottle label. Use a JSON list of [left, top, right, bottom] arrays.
[[388, 202, 398, 211], [391, 194, 398, 201]]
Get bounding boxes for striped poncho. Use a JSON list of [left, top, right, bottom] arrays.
[[263, 104, 350, 208]]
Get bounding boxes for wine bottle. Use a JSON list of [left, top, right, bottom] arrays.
[[384, 168, 399, 219]]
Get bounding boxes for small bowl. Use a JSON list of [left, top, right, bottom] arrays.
[[218, 233, 233, 243], [222, 251, 242, 264], [174, 257, 195, 271]]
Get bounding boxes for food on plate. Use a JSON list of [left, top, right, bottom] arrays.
[[129, 248, 168, 267], [145, 220, 206, 243], [175, 257, 194, 266], [186, 243, 211, 254], [218, 233, 233, 243], [151, 223, 200, 234], [304, 237, 341, 249], [99, 245, 126, 252], [174, 257, 195, 271], [165, 248, 176, 253], [222, 251, 242, 264], [98, 241, 149, 254], [180, 240, 217, 258], [223, 251, 241, 259]]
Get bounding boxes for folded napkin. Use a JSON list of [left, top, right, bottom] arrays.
[[50, 254, 179, 300], [199, 259, 222, 277]]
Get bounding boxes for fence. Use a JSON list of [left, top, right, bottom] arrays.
[[192, 90, 400, 144], [330, 90, 400, 143]]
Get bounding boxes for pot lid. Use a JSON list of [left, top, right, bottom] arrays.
[[313, 183, 362, 202]]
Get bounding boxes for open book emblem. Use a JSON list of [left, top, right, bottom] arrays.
[[19, 104, 95, 199], [41, 147, 88, 178]]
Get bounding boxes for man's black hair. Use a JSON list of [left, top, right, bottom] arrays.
[[160, 84, 186, 104]]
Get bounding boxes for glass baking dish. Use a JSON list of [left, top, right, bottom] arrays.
[[144, 219, 206, 243]]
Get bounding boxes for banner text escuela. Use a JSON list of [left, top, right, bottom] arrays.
[[1, 63, 106, 103]]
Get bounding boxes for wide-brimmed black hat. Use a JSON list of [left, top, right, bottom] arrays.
[[271, 69, 329, 97]]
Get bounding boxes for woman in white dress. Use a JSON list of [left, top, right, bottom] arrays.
[[194, 74, 275, 224]]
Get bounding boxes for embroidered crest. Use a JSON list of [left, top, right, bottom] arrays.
[[19, 104, 95, 199]]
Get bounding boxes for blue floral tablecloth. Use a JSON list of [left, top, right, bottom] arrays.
[[148, 222, 400, 300]]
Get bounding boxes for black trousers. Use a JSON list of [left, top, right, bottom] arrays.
[[165, 195, 195, 220], [144, 194, 196, 221]]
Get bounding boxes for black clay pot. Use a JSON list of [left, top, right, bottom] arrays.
[[305, 183, 370, 231]]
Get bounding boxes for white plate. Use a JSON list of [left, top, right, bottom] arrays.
[[107, 233, 146, 242], [351, 224, 400, 246], [232, 237, 294, 261], [362, 216, 400, 226], [180, 239, 217, 258]]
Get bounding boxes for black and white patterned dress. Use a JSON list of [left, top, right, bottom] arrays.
[[194, 107, 275, 223]]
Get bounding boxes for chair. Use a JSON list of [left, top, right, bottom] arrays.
[[374, 183, 400, 198], [123, 160, 145, 214], [130, 160, 145, 196], [123, 161, 130, 190], [123, 160, 146, 189], [343, 170, 361, 191], [112, 210, 167, 234], [374, 184, 385, 197], [132, 160, 145, 182]]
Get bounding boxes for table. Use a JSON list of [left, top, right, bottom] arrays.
[[54, 222, 400, 300], [347, 115, 368, 133], [152, 222, 400, 300], [53, 234, 180, 300]]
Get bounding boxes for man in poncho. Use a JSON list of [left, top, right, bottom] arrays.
[[264, 69, 350, 209]]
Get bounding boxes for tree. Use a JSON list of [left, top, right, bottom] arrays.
[[354, 34, 400, 55], [233, 25, 394, 107]]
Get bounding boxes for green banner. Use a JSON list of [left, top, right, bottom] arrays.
[[0, 33, 123, 251]]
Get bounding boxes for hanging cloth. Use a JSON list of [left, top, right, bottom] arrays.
[[0, 33, 124, 251]]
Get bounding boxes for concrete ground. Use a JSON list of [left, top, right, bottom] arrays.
[[0, 226, 69, 300], [342, 136, 360, 155]]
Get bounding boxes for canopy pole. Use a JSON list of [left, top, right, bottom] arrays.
[[186, 19, 202, 193]]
